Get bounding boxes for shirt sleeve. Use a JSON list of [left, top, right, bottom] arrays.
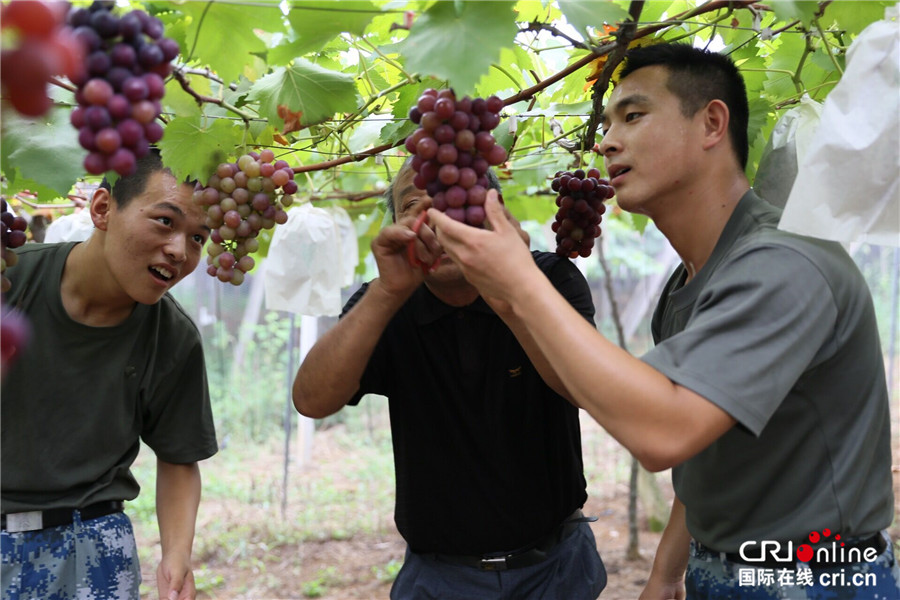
[[341, 283, 389, 405], [540, 253, 596, 327], [641, 244, 837, 436], [141, 331, 218, 463]]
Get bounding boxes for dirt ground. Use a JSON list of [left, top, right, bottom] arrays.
[[136, 421, 900, 600]]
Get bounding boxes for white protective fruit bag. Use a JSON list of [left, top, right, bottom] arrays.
[[778, 6, 900, 246], [43, 209, 94, 243], [264, 203, 358, 316], [754, 95, 823, 209]]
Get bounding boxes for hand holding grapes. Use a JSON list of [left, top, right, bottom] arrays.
[[371, 209, 442, 300], [428, 189, 536, 305]]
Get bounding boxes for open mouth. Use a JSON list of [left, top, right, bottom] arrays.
[[610, 166, 631, 179], [149, 266, 174, 282]]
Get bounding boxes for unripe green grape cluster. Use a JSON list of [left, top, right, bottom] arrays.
[[193, 150, 297, 286]]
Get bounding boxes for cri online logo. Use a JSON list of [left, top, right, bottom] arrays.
[[738, 529, 880, 565]]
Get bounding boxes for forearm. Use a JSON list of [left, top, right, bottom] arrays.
[[651, 496, 691, 581], [508, 273, 733, 470], [292, 278, 406, 418], [156, 460, 201, 563]]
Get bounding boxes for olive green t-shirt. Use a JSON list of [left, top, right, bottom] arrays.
[[2, 242, 218, 512], [642, 191, 893, 552]]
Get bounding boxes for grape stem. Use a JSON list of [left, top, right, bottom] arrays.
[[171, 69, 255, 123], [579, 0, 644, 153]]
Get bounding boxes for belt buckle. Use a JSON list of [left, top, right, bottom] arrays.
[[6, 511, 43, 533], [479, 556, 509, 571]]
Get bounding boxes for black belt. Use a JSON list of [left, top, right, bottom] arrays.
[[698, 533, 887, 570], [1, 501, 124, 533], [430, 509, 595, 571]]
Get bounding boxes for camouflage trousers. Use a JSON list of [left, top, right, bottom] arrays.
[[1, 511, 141, 600], [686, 531, 900, 599]]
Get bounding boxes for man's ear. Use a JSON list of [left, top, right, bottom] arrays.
[[701, 99, 730, 152], [90, 187, 113, 231]]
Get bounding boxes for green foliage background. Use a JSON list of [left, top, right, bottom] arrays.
[[2, 0, 895, 266]]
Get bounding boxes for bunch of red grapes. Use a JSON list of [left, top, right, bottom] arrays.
[[0, 1, 85, 117], [551, 168, 614, 258], [67, 1, 179, 177], [405, 90, 507, 226], [1, 200, 28, 293], [194, 150, 297, 286]]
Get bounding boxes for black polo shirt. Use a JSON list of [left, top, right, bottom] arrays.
[[344, 251, 595, 555]]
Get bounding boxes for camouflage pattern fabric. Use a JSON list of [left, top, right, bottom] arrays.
[[1, 511, 140, 600], [686, 532, 900, 599]]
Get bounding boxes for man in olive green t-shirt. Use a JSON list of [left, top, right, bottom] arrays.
[[2, 150, 217, 600]]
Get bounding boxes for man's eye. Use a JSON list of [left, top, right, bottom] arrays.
[[625, 112, 641, 122], [193, 234, 206, 244], [157, 216, 172, 226]]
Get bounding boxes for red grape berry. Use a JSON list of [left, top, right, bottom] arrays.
[[1, 199, 28, 293], [0, 1, 86, 118]]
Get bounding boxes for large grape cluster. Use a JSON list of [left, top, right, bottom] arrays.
[[1, 200, 28, 293], [67, 1, 179, 177], [550, 168, 614, 258], [194, 150, 297, 286], [0, 1, 85, 117], [405, 90, 507, 226]]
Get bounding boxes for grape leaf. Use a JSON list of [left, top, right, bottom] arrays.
[[179, 2, 285, 84], [379, 118, 417, 146], [558, 0, 630, 43], [400, 1, 518, 96], [1, 106, 83, 199], [158, 116, 246, 183], [246, 60, 360, 130], [771, 1, 820, 26], [348, 115, 386, 153], [270, 1, 378, 63]]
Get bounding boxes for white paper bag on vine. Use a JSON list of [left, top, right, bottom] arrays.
[[44, 209, 94, 243], [264, 203, 358, 316], [778, 5, 900, 246], [754, 95, 823, 209]]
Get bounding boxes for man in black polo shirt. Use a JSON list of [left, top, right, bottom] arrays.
[[293, 161, 605, 599]]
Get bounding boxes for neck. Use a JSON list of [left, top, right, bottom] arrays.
[[62, 237, 136, 326], [425, 278, 481, 307], [651, 174, 750, 282]]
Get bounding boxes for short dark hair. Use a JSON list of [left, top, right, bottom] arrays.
[[383, 156, 502, 220], [619, 43, 750, 169], [98, 148, 174, 209]]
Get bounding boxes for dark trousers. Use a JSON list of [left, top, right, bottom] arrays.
[[390, 522, 606, 600]]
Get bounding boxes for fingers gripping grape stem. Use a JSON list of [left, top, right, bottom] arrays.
[[407, 210, 439, 275]]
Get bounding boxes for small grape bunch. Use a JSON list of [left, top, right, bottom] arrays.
[[1, 199, 28, 293], [67, 1, 180, 177], [193, 149, 297, 286], [550, 168, 614, 259], [405, 89, 507, 226], [1, 304, 31, 375], [0, 0, 85, 117]]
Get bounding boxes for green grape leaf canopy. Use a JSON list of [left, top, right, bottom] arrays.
[[0, 0, 892, 266]]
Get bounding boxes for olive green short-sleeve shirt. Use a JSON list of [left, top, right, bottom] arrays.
[[2, 242, 218, 512]]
